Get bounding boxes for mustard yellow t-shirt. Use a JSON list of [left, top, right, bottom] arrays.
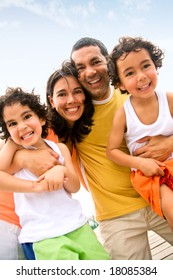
[[76, 88, 148, 221]]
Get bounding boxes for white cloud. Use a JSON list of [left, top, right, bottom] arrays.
[[120, 0, 151, 11], [0, 0, 97, 28]]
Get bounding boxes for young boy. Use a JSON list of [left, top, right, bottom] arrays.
[[107, 36, 173, 231]]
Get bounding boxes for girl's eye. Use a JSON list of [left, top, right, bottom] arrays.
[[24, 114, 32, 120], [8, 122, 16, 127]]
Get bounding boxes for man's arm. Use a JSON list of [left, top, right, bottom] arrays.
[[133, 135, 173, 161]]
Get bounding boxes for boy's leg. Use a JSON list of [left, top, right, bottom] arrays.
[[160, 184, 173, 230]]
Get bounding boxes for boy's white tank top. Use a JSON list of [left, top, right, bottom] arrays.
[[124, 90, 173, 168], [14, 139, 87, 243]]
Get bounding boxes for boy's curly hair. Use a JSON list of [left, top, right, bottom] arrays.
[[108, 36, 164, 92], [0, 87, 49, 140]]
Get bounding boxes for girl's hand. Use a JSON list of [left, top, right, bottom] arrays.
[[37, 165, 68, 191]]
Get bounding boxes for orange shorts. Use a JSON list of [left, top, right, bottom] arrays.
[[131, 159, 173, 218]]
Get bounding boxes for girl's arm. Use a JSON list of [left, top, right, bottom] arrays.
[[106, 107, 165, 177], [38, 143, 80, 193], [59, 142, 80, 193]]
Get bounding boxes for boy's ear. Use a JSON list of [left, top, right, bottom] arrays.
[[117, 82, 126, 91]]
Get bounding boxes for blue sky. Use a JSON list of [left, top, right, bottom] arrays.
[[0, 0, 173, 102]]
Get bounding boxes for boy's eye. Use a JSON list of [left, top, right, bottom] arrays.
[[126, 71, 133, 77], [143, 63, 150, 69]]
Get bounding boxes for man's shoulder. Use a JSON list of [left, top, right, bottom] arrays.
[[113, 88, 128, 107]]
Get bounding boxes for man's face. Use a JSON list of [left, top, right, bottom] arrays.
[[71, 45, 110, 101]]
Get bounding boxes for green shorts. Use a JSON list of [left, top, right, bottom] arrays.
[[33, 223, 110, 260]]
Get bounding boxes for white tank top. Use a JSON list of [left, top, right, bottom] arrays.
[[14, 139, 87, 243], [124, 90, 173, 169]]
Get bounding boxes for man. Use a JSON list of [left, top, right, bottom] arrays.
[[69, 37, 173, 259]]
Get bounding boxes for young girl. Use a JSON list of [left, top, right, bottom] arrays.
[[0, 87, 109, 260], [107, 36, 173, 231]]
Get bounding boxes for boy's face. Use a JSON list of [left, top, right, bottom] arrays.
[[71, 45, 110, 101], [3, 103, 45, 148], [117, 48, 158, 98]]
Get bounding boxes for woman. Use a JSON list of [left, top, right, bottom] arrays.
[[46, 60, 94, 150]]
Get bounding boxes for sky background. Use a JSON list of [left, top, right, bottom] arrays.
[[0, 0, 173, 103], [0, 0, 173, 216]]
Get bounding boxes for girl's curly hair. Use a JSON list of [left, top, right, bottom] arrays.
[[0, 87, 49, 140]]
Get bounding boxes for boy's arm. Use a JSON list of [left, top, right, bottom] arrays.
[[106, 107, 165, 177]]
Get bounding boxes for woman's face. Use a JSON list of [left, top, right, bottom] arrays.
[[49, 76, 86, 127]]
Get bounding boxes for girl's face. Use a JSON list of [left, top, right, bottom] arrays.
[[48, 76, 86, 127], [117, 48, 158, 99], [3, 103, 45, 148]]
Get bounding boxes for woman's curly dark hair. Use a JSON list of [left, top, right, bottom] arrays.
[[46, 60, 94, 144], [108, 36, 164, 92], [0, 87, 49, 141]]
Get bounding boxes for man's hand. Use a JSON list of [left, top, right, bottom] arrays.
[[133, 135, 173, 161], [12, 148, 60, 176]]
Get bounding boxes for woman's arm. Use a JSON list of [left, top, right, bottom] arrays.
[[10, 147, 60, 176], [0, 139, 19, 171], [0, 170, 49, 193]]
